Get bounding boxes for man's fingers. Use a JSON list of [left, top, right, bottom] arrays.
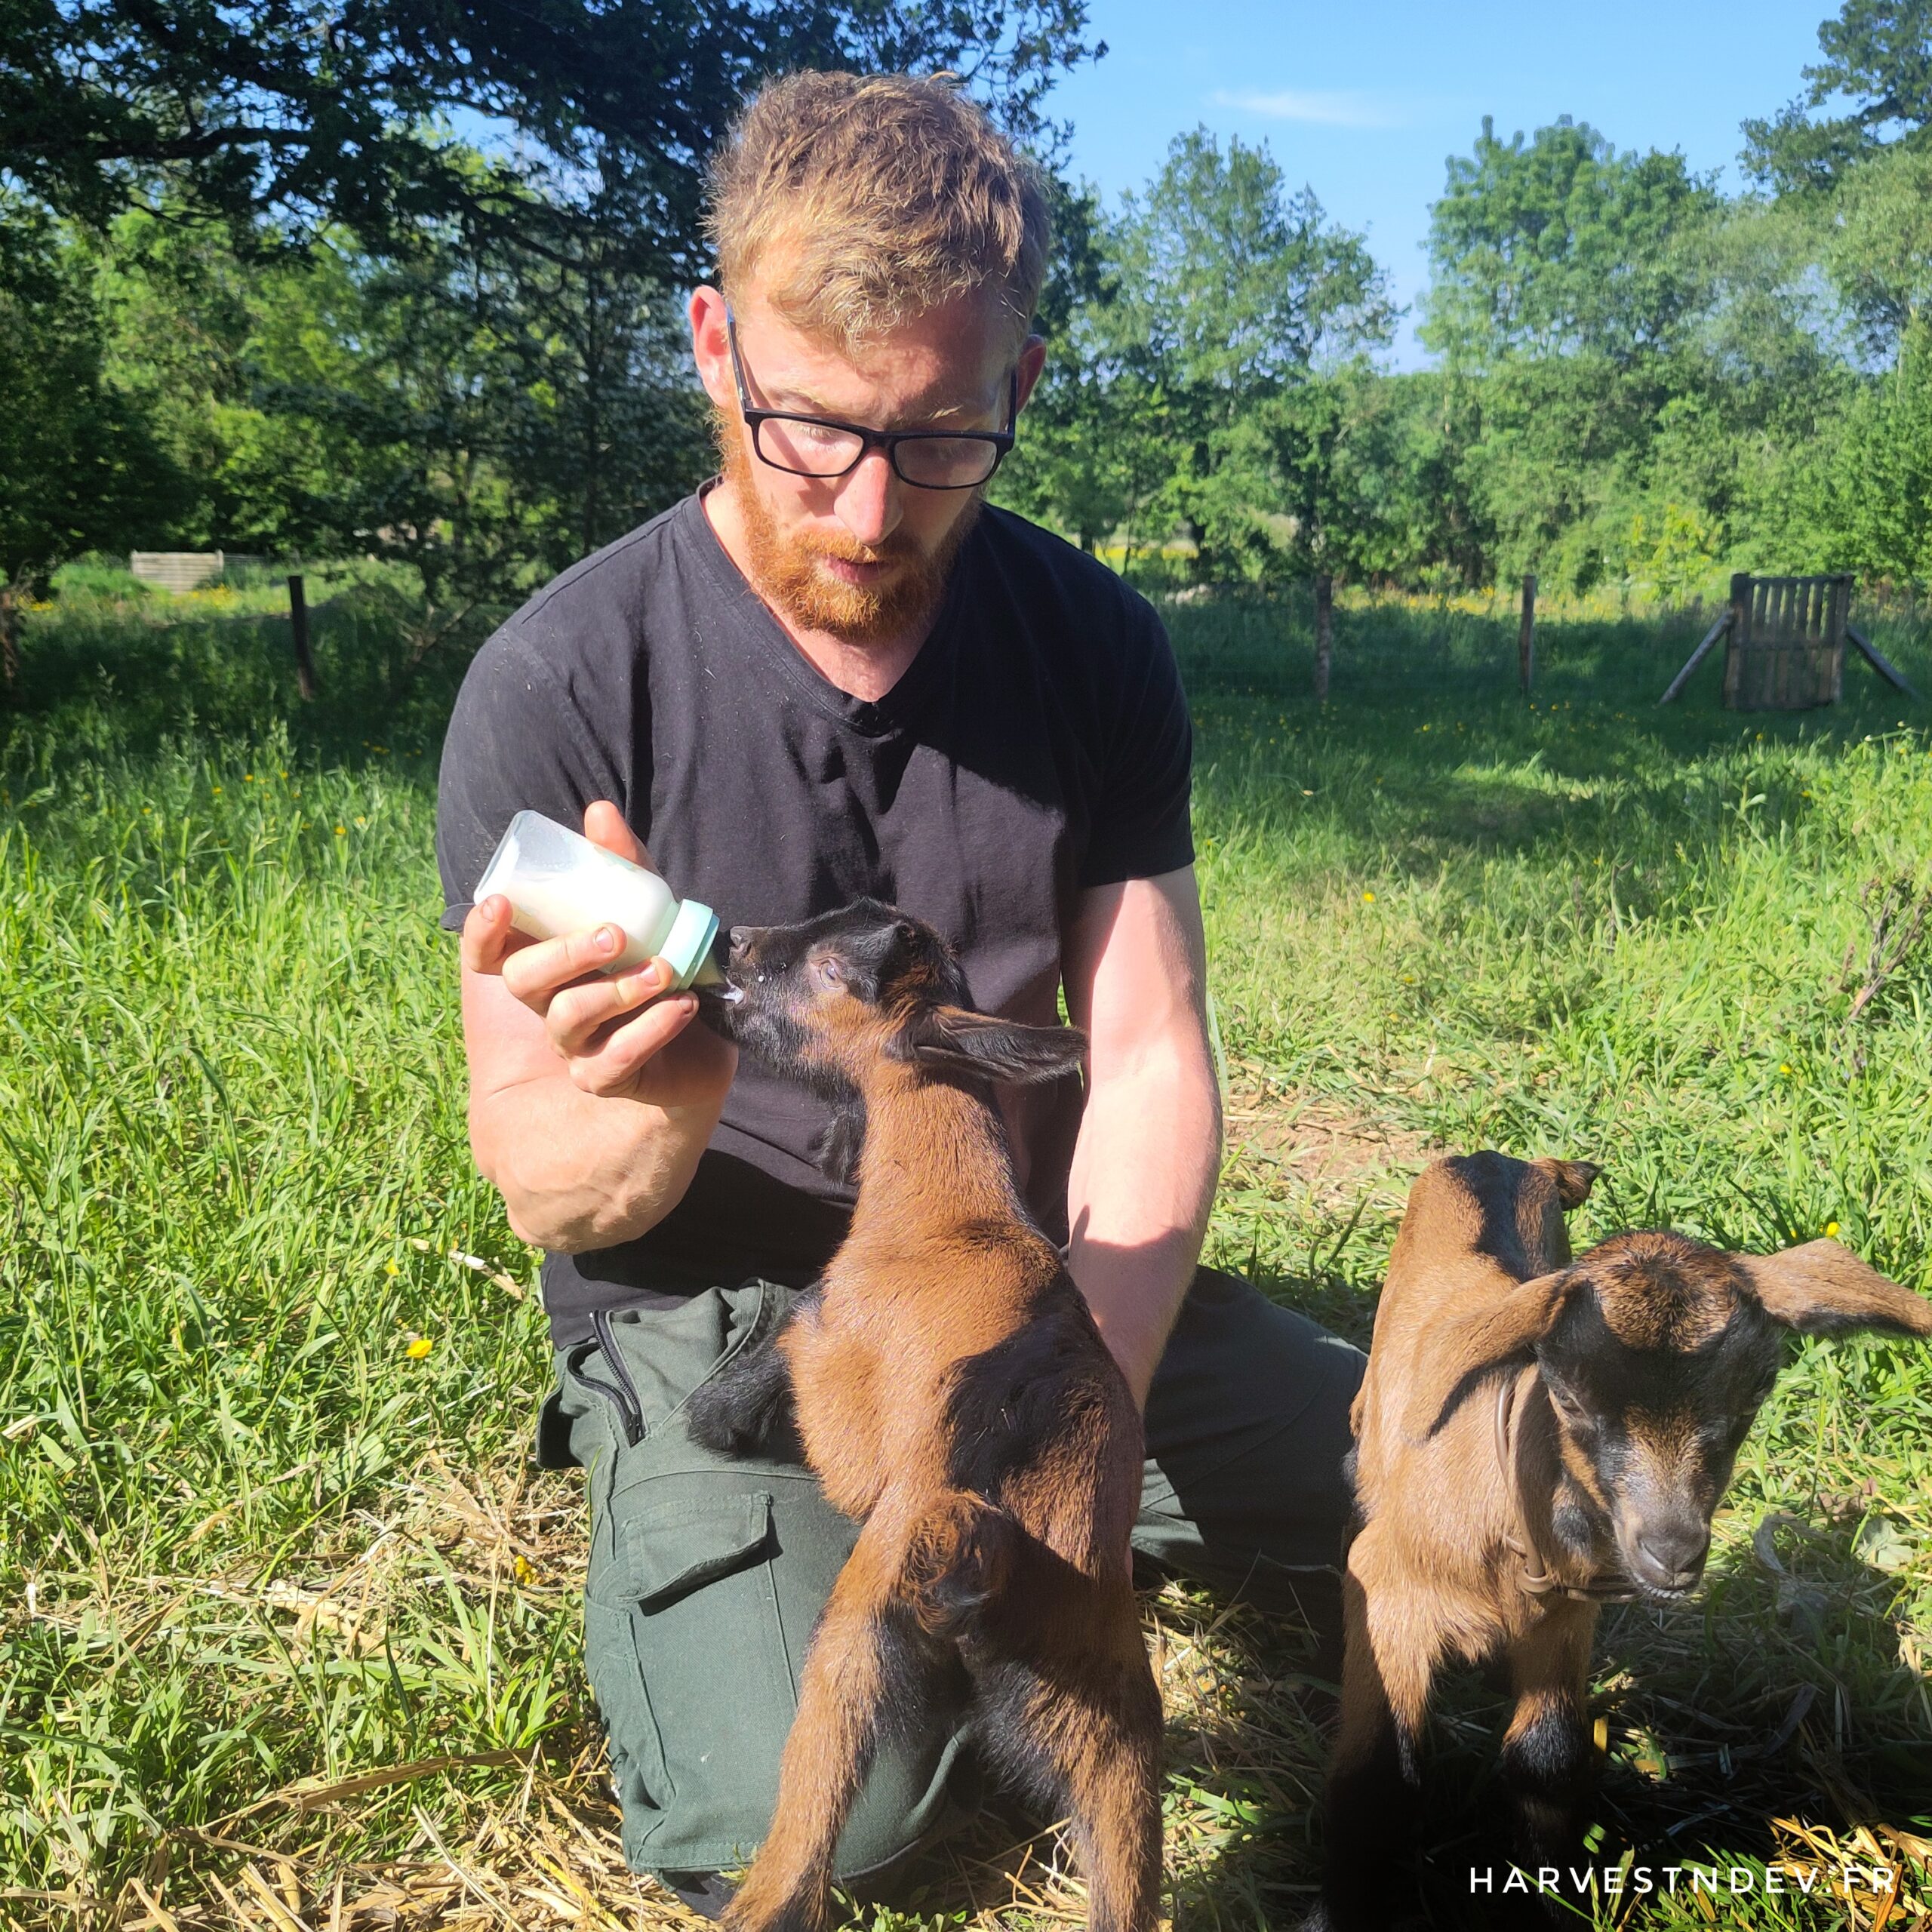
[[583, 799, 653, 871], [501, 921, 631, 1008], [569, 994, 700, 1096], [460, 894, 534, 974], [546, 959, 671, 1057]]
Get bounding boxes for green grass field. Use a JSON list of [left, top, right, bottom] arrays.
[[4, 575, 1930, 1930]]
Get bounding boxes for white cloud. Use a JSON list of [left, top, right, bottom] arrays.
[[1209, 88, 1404, 129]]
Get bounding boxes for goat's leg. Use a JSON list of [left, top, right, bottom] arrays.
[[721, 1514, 922, 1932], [967, 1574, 1161, 1932], [1315, 1526, 1441, 1931], [1498, 1602, 1598, 1913], [685, 1295, 814, 1462]]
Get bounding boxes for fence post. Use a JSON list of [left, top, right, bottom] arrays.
[[1313, 572, 1333, 703], [1518, 574, 1537, 694], [288, 573, 318, 700], [0, 581, 18, 694]]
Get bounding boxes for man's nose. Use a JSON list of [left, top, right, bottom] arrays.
[[835, 448, 901, 546]]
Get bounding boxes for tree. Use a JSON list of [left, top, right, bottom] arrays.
[[1107, 129, 1394, 578], [0, 203, 183, 679], [1422, 115, 1721, 368], [1743, 0, 1932, 195], [0, 0, 1100, 272]]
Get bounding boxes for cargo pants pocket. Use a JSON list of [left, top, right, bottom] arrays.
[[586, 1469, 807, 1872], [557, 1280, 968, 1878]]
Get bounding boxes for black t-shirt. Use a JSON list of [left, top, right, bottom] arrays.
[[436, 487, 1194, 1343]]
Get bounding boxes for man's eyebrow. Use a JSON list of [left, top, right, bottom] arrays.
[[759, 386, 987, 429]]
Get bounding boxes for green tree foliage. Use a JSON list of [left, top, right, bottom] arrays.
[[91, 202, 706, 605], [0, 205, 183, 593], [0, 0, 1099, 272], [1743, 0, 1932, 195], [1423, 115, 1721, 368]]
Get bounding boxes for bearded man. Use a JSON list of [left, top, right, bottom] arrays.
[[436, 69, 1365, 1915]]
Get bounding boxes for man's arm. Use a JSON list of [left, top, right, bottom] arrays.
[[460, 802, 737, 1252], [1061, 865, 1223, 1408]]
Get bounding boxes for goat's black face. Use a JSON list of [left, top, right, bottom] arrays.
[[715, 899, 965, 1094], [1536, 1233, 1783, 1599], [713, 899, 1087, 1097]]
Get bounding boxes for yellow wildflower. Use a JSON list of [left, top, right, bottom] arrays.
[[405, 1337, 432, 1359]]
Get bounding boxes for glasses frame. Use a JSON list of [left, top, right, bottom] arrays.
[[724, 305, 1018, 491]]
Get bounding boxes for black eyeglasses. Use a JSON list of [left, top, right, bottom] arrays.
[[725, 306, 1017, 491]]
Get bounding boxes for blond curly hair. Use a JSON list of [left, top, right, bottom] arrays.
[[706, 70, 1052, 351]]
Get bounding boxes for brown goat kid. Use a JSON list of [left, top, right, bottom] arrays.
[[1314, 1152, 1932, 1930], [685, 900, 1162, 1932]]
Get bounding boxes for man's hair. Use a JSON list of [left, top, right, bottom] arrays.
[[706, 70, 1052, 352]]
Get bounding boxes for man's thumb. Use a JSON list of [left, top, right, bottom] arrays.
[[583, 799, 654, 870]]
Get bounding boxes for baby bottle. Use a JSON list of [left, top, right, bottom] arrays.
[[472, 810, 727, 989]]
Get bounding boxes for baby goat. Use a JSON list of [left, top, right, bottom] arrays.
[[1315, 1151, 1932, 1930], [687, 900, 1162, 1932]]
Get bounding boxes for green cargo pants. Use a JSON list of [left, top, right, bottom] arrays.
[[538, 1266, 1364, 1880]]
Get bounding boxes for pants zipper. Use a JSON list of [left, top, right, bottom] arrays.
[[577, 1309, 647, 1447]]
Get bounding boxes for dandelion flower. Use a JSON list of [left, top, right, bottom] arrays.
[[1825, 1220, 1841, 1237], [1779, 1063, 1793, 1075], [1363, 891, 1376, 903], [384, 1260, 401, 1276], [405, 1336, 433, 1359], [334, 825, 346, 836]]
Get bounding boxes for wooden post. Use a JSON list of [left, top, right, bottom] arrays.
[[1518, 574, 1537, 694], [1313, 573, 1333, 703], [288, 573, 318, 700], [0, 581, 18, 694]]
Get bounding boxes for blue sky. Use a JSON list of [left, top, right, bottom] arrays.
[[1048, 0, 1838, 367]]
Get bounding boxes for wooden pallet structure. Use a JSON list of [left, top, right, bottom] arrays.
[[1660, 571, 1916, 708]]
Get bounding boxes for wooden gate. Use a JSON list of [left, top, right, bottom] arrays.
[[1660, 572, 1916, 708]]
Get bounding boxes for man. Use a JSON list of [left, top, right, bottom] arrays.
[[436, 69, 1365, 1912]]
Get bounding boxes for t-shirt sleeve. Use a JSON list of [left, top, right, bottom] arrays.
[[434, 625, 625, 932], [1078, 595, 1195, 888]]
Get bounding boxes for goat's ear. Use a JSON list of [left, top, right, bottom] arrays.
[[1740, 1240, 1932, 1339], [1538, 1158, 1601, 1210], [902, 1007, 1088, 1086], [1403, 1269, 1577, 1439]]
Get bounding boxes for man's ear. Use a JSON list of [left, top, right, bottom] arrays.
[[900, 1007, 1088, 1086], [1404, 1269, 1577, 1440], [1740, 1240, 1932, 1338], [1537, 1158, 1601, 1211]]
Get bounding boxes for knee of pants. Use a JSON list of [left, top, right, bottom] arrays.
[[583, 1457, 968, 1878]]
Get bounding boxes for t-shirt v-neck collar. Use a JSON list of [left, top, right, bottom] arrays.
[[680, 488, 964, 740]]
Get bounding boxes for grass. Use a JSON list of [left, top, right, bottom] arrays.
[[3, 571, 1930, 1930]]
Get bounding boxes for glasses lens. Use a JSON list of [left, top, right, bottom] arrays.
[[755, 417, 866, 477], [894, 436, 1002, 488]]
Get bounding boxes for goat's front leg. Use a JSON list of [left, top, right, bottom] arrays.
[[722, 1510, 927, 1932], [1313, 1521, 1441, 1931], [685, 1294, 814, 1462], [1498, 1601, 1599, 1913]]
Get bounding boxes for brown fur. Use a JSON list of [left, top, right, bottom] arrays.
[[1315, 1152, 1932, 1930], [692, 901, 1162, 1932]]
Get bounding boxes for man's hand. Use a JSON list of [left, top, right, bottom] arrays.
[[460, 800, 736, 1109], [460, 801, 736, 1253]]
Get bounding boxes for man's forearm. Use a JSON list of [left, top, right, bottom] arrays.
[[1064, 1051, 1223, 1407], [471, 1075, 721, 1253]]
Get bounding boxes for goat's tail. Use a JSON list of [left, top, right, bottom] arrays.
[[899, 1488, 1017, 1638]]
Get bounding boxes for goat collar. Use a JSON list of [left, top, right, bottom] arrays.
[[1494, 1364, 1637, 1604]]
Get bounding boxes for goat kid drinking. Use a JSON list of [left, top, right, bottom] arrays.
[[1315, 1151, 1932, 1930], [686, 900, 1162, 1932]]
